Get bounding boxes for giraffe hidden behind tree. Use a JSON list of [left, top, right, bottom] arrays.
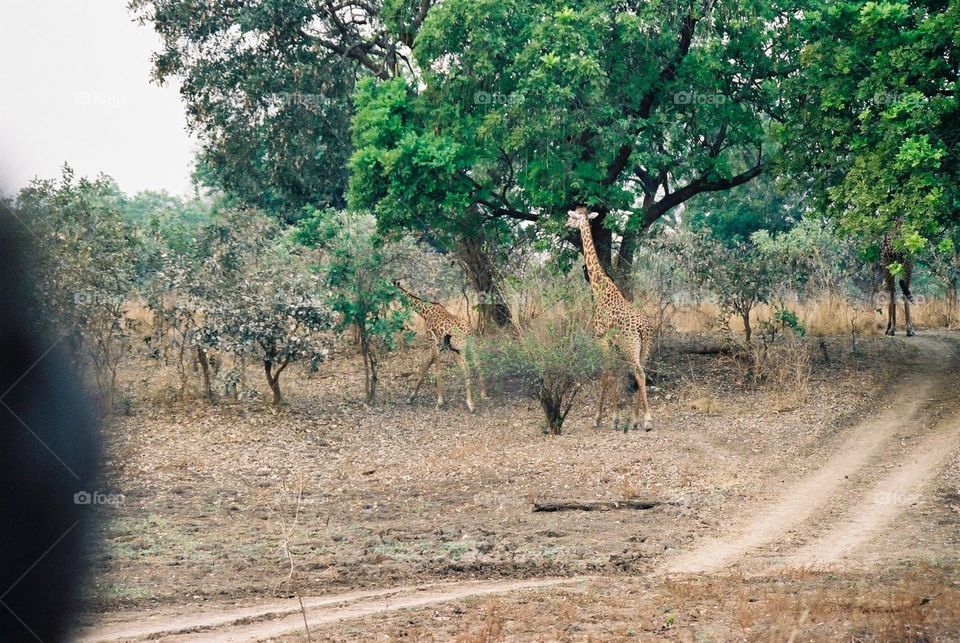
[[567, 207, 654, 431], [880, 229, 916, 337], [393, 280, 487, 413]]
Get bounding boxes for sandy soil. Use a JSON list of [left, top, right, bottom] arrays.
[[74, 332, 960, 641]]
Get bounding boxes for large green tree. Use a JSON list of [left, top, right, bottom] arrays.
[[779, 0, 959, 256], [130, 0, 439, 218], [349, 0, 803, 288]]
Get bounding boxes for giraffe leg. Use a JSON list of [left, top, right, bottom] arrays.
[[610, 370, 622, 432], [594, 371, 608, 428], [885, 270, 896, 335], [456, 351, 476, 413], [433, 344, 445, 409], [901, 264, 915, 336], [632, 365, 652, 431], [409, 351, 437, 404]]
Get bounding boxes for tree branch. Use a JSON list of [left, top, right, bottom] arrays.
[[643, 155, 767, 230]]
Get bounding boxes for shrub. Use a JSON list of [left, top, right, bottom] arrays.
[[192, 209, 333, 405], [14, 166, 143, 411], [672, 230, 778, 342], [295, 208, 412, 402], [481, 281, 603, 434]]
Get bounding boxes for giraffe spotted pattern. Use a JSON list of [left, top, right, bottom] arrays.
[[393, 280, 486, 412], [567, 208, 654, 431]]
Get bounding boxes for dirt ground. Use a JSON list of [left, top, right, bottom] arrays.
[[76, 331, 960, 641]]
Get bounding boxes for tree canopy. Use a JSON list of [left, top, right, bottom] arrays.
[[779, 0, 960, 256], [349, 0, 802, 277]]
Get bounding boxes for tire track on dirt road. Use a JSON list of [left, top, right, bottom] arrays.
[[665, 334, 960, 575], [779, 405, 960, 569], [77, 577, 589, 642]]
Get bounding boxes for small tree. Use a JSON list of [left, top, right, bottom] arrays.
[[674, 231, 778, 342], [15, 166, 143, 411], [751, 217, 856, 300], [295, 209, 411, 402], [196, 210, 333, 405]]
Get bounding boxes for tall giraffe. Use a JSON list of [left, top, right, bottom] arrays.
[[880, 229, 915, 336], [567, 208, 654, 431], [393, 280, 486, 412]]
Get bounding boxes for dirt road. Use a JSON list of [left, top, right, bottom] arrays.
[[78, 334, 960, 641], [666, 334, 960, 574], [78, 578, 588, 642]]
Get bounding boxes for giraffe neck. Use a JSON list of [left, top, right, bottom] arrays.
[[396, 284, 434, 317], [578, 218, 618, 300]]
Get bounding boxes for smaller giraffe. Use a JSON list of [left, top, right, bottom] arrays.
[[393, 280, 486, 412], [880, 229, 915, 337], [567, 208, 655, 431]]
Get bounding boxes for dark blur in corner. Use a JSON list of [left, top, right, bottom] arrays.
[[0, 205, 99, 641]]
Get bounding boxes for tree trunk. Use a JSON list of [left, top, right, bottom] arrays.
[[369, 348, 379, 402], [359, 329, 377, 402], [263, 360, 283, 405], [177, 339, 189, 399], [455, 234, 511, 330], [615, 228, 639, 300], [196, 347, 213, 400], [742, 310, 752, 343]]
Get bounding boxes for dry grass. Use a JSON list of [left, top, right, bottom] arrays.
[[754, 338, 813, 411], [913, 296, 960, 330], [666, 297, 880, 337], [328, 563, 960, 641], [453, 599, 506, 643], [663, 294, 959, 337]]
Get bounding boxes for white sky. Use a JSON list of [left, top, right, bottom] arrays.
[[0, 0, 196, 198]]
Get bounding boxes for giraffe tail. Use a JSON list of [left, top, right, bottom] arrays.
[[442, 334, 462, 354]]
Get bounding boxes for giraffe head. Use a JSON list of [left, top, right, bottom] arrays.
[[566, 207, 599, 229]]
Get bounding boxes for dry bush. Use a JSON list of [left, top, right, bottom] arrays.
[[483, 273, 602, 434], [481, 317, 602, 435], [454, 599, 506, 643], [803, 293, 882, 337], [759, 338, 813, 410]]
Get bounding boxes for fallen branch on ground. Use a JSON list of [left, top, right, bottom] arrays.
[[532, 499, 661, 513]]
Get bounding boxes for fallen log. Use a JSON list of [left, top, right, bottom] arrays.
[[532, 499, 661, 513]]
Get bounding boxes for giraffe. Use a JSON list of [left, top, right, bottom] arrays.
[[566, 207, 655, 431], [393, 280, 486, 412], [880, 229, 915, 336]]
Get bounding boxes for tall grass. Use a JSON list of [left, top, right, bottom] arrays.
[[659, 293, 958, 336]]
